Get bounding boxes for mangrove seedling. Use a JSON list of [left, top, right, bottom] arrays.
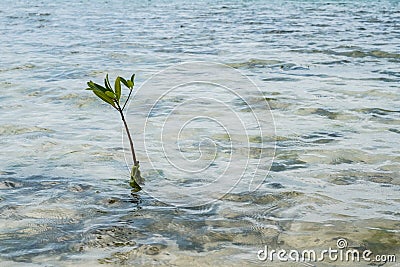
[[85, 73, 143, 192]]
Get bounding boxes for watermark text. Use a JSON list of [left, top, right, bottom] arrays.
[[257, 238, 396, 264]]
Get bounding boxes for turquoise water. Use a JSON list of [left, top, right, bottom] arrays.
[[0, 0, 399, 266]]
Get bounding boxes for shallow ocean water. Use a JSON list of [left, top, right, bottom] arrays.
[[0, 0, 399, 266]]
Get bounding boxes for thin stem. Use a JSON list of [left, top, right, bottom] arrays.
[[116, 102, 138, 166], [121, 89, 133, 111]]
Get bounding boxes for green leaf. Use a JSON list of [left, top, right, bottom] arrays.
[[104, 74, 112, 91], [88, 81, 108, 93], [120, 77, 129, 88], [92, 89, 116, 108], [127, 80, 134, 89], [130, 74, 135, 83], [114, 77, 121, 101], [87, 81, 97, 90], [105, 90, 117, 99]]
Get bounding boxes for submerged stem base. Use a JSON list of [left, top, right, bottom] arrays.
[[130, 164, 144, 192]]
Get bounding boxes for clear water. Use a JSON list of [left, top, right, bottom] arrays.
[[0, 0, 399, 266]]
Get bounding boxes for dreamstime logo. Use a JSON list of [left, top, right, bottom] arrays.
[[123, 62, 276, 207], [257, 238, 397, 264]]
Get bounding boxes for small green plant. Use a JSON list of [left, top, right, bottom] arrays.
[[85, 73, 143, 192]]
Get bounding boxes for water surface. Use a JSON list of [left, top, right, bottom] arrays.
[[0, 0, 399, 266]]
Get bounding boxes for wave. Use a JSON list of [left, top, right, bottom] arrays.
[[294, 49, 400, 60]]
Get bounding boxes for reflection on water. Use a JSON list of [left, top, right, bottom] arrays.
[[0, 0, 399, 266]]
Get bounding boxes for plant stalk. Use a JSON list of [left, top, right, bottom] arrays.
[[122, 89, 133, 111], [116, 103, 138, 166]]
